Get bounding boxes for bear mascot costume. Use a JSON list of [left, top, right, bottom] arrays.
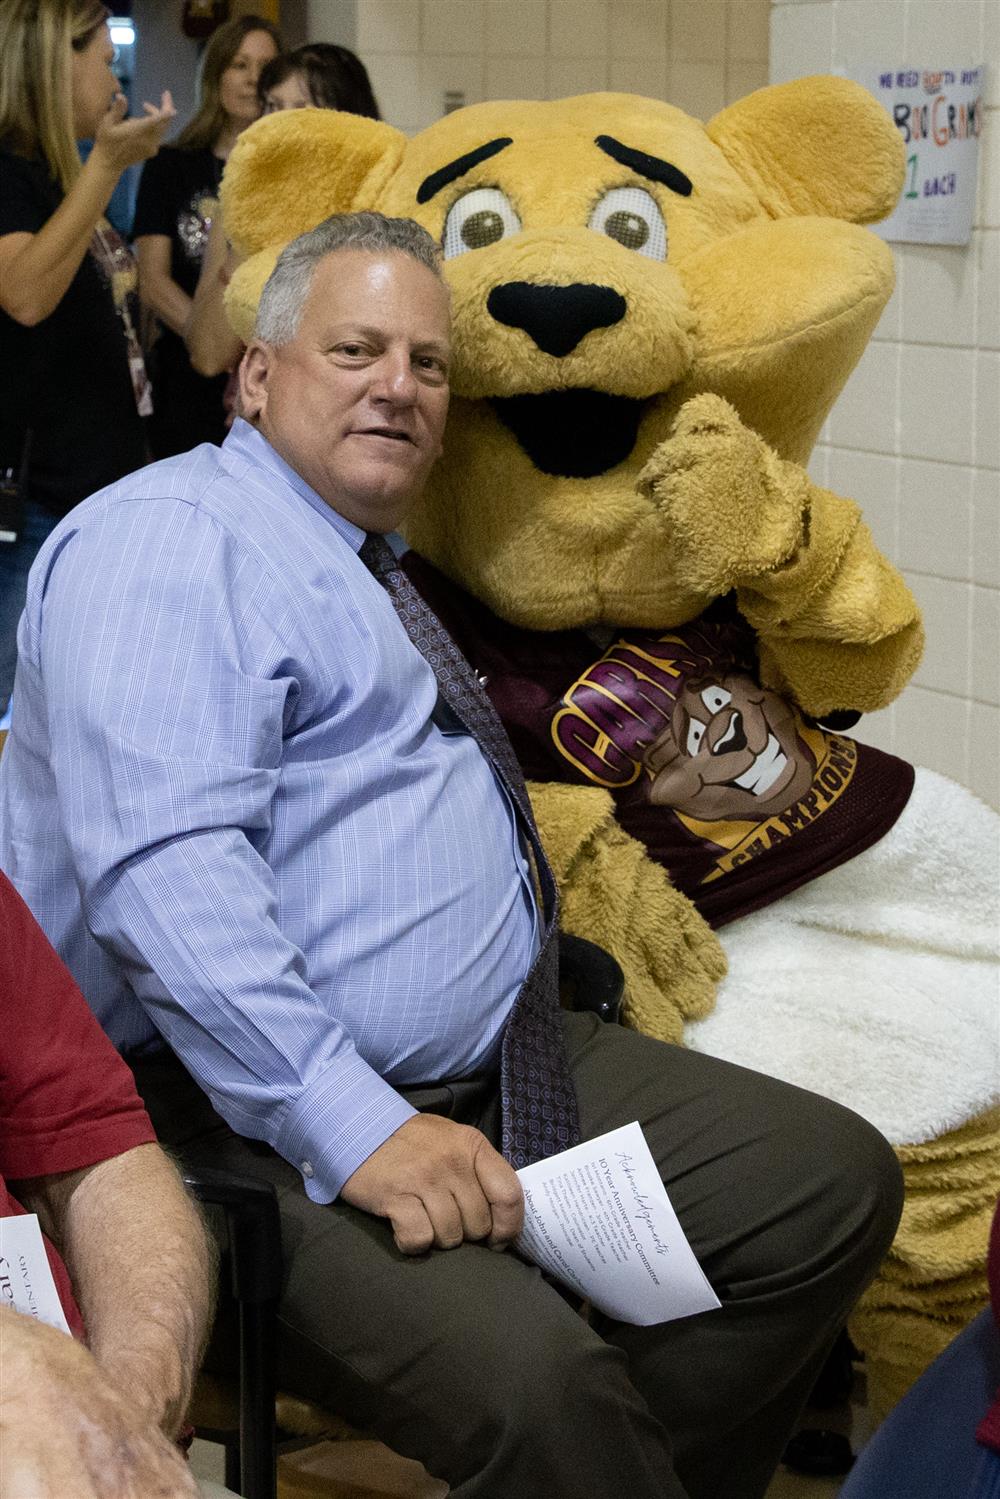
[[219, 79, 999, 1417]]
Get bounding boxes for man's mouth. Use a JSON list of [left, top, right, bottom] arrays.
[[490, 391, 647, 478], [356, 427, 413, 444], [731, 735, 788, 796]]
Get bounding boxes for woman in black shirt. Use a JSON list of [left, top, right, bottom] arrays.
[[133, 14, 279, 459], [0, 0, 174, 714]]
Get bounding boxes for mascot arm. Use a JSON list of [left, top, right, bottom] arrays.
[[640, 393, 923, 717], [527, 779, 726, 1043], [738, 505, 924, 717]]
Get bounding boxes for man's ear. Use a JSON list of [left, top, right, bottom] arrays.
[[239, 340, 273, 425]]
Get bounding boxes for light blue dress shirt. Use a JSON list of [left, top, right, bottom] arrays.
[[0, 421, 539, 1203]]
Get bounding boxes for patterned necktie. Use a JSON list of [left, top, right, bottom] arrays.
[[360, 532, 581, 1167]]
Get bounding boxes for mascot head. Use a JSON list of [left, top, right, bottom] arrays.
[[222, 81, 902, 629]]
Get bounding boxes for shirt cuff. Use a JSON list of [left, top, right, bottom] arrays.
[[275, 1053, 418, 1204]]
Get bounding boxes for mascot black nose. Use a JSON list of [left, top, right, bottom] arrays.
[[487, 282, 626, 357]]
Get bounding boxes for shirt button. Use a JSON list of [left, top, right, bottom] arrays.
[[477, 672, 489, 687], [300, 1160, 314, 1179]]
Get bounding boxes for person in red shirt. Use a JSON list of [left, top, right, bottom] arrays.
[[0, 868, 215, 1499]]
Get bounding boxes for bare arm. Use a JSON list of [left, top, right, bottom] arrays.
[[14, 1141, 214, 1437], [185, 211, 243, 376], [0, 1308, 200, 1499], [135, 233, 196, 338], [0, 92, 174, 327]]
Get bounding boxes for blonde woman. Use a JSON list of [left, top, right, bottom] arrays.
[[0, 0, 174, 715], [133, 15, 279, 458]]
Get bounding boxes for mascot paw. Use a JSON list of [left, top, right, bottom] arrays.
[[621, 837, 726, 1040], [527, 781, 724, 1045], [637, 393, 805, 596]]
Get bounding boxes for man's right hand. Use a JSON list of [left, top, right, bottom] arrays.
[[0, 1308, 199, 1499], [341, 1114, 524, 1254]]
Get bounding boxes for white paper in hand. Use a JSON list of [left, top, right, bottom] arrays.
[[515, 1121, 721, 1326], [0, 1212, 73, 1335]]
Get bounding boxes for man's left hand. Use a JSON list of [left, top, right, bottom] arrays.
[[341, 1113, 525, 1254]]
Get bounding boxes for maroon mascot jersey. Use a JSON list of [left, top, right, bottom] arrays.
[[405, 553, 914, 929]]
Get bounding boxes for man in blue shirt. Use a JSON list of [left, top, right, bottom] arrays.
[[0, 212, 903, 1499]]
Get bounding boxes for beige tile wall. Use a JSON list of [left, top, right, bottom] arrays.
[[772, 0, 999, 805], [333, 0, 769, 134]]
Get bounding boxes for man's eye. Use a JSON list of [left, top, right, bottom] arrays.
[[415, 356, 448, 381], [442, 188, 521, 259], [588, 186, 667, 261]]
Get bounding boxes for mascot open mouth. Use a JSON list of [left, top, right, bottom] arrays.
[[490, 390, 647, 478], [729, 734, 788, 796]]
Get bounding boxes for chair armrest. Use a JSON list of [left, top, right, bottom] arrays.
[[184, 1167, 281, 1499], [183, 1168, 282, 1305], [558, 933, 624, 1024]]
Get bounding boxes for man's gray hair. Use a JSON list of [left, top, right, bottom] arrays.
[[253, 211, 445, 346]]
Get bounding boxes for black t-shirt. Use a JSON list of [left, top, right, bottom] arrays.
[[132, 145, 227, 456], [0, 147, 148, 516], [132, 144, 223, 296]]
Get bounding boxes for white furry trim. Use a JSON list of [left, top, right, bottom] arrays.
[[684, 769, 1000, 1145]]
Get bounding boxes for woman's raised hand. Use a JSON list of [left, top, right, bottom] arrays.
[[93, 91, 177, 175]]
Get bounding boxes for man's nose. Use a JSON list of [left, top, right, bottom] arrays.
[[371, 354, 418, 404]]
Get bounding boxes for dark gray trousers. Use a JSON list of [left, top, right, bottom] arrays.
[[134, 1011, 903, 1499]]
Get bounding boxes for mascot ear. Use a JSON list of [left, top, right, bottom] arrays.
[[220, 107, 408, 259], [224, 246, 281, 344], [707, 75, 904, 225]]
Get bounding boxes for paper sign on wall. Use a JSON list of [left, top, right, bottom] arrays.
[[846, 65, 984, 245]]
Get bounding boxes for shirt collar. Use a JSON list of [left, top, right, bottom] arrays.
[[221, 418, 367, 555]]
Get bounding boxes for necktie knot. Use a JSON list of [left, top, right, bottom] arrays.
[[359, 531, 400, 581]]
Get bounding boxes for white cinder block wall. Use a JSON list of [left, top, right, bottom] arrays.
[[305, 0, 770, 132], [772, 0, 999, 807], [305, 0, 997, 805]]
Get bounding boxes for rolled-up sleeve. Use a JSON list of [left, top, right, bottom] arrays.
[[34, 500, 415, 1201]]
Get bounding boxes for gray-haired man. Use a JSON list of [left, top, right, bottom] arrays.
[[1, 212, 902, 1499]]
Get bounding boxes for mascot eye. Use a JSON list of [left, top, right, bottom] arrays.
[[686, 719, 707, 756], [588, 186, 667, 260], [701, 686, 732, 714], [442, 188, 522, 259]]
